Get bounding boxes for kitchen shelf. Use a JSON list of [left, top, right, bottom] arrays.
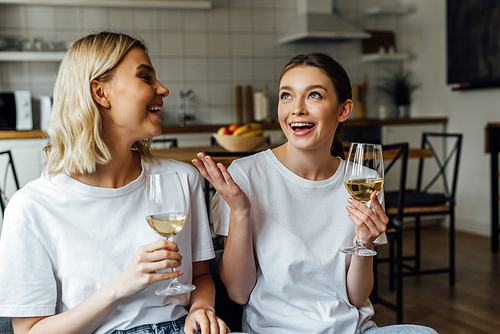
[[362, 52, 410, 62], [0, 51, 66, 62], [0, 0, 212, 10], [363, 5, 416, 16]]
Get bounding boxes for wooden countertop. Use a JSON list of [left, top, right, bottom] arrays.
[[0, 130, 46, 139], [162, 117, 448, 133], [153, 146, 432, 167], [153, 145, 274, 167], [0, 117, 448, 140]]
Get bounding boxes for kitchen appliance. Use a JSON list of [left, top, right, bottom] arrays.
[[278, 0, 370, 44], [0, 91, 33, 131], [31, 94, 52, 131]]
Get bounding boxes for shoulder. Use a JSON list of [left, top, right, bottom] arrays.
[[3, 175, 57, 226], [149, 157, 197, 174], [229, 150, 272, 172], [148, 157, 201, 184]]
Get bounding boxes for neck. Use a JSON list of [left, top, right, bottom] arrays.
[[272, 142, 340, 181], [71, 142, 142, 188]]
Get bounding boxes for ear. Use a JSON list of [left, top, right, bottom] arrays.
[[90, 80, 109, 108], [337, 99, 353, 122]]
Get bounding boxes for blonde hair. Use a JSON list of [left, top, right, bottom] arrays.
[[44, 31, 156, 176]]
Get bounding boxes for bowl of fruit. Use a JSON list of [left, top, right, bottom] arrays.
[[213, 123, 268, 152]]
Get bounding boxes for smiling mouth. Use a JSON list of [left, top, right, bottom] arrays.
[[147, 105, 163, 112], [290, 122, 315, 131]]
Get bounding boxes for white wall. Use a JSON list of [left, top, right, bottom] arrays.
[[400, 0, 500, 236], [0, 0, 407, 125]]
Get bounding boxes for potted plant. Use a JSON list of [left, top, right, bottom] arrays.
[[376, 66, 420, 118]]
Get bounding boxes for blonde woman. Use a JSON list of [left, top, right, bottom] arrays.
[[0, 32, 227, 334]]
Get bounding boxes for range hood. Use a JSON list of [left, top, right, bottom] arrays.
[[278, 0, 370, 44]]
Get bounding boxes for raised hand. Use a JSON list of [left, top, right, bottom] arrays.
[[192, 153, 250, 213]]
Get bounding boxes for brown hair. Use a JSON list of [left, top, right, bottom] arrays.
[[280, 52, 352, 157]]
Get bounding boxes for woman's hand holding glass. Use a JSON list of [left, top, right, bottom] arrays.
[[110, 239, 183, 299], [145, 172, 195, 296], [342, 143, 388, 256], [346, 192, 388, 252]]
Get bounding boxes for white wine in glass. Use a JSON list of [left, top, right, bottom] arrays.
[[341, 143, 384, 256], [145, 172, 196, 295]]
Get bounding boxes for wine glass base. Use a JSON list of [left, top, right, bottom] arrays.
[[341, 245, 377, 257], [155, 284, 196, 296]]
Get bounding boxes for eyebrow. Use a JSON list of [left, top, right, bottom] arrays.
[[279, 84, 327, 91], [136, 64, 154, 72]]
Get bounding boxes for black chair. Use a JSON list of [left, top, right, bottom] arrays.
[[487, 124, 500, 252], [208, 249, 243, 332], [385, 133, 462, 287], [0, 150, 20, 217], [151, 137, 178, 149], [370, 142, 409, 324]]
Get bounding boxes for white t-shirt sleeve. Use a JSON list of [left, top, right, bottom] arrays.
[[0, 209, 57, 316]]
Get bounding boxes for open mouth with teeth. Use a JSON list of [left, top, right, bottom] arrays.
[[290, 122, 315, 132], [147, 105, 163, 112]]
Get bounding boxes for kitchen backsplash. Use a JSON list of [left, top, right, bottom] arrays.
[[0, 0, 406, 125]]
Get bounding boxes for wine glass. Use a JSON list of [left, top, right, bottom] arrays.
[[145, 172, 196, 295], [341, 143, 384, 256]]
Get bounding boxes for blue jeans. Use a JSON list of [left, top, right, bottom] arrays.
[[363, 324, 438, 334], [111, 315, 188, 334]]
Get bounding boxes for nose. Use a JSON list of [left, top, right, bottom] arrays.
[[155, 80, 169, 97], [291, 100, 307, 116]]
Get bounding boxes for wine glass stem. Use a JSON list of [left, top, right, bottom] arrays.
[[357, 230, 364, 247], [167, 237, 179, 283], [357, 200, 373, 247]]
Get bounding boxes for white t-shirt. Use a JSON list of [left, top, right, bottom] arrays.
[[213, 150, 385, 334], [0, 158, 214, 333]]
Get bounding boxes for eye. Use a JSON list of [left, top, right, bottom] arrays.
[[280, 92, 291, 100], [309, 91, 322, 99], [140, 75, 152, 83]]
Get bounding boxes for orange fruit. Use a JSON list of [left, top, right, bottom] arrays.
[[228, 124, 240, 133]]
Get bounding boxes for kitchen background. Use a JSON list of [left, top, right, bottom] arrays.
[[0, 0, 406, 124], [0, 0, 499, 241]]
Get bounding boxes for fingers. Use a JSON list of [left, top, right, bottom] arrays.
[[187, 308, 229, 334], [346, 196, 388, 242], [199, 154, 224, 183], [193, 153, 238, 193], [218, 318, 229, 334], [192, 154, 212, 182], [135, 240, 183, 273], [140, 239, 178, 253]]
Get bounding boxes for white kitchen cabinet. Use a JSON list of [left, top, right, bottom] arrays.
[[0, 138, 47, 229], [0, 0, 212, 9], [0, 51, 66, 62], [0, 138, 48, 193]]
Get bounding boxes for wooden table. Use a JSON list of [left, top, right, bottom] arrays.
[[152, 145, 274, 167], [383, 148, 433, 161], [153, 145, 432, 167]]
